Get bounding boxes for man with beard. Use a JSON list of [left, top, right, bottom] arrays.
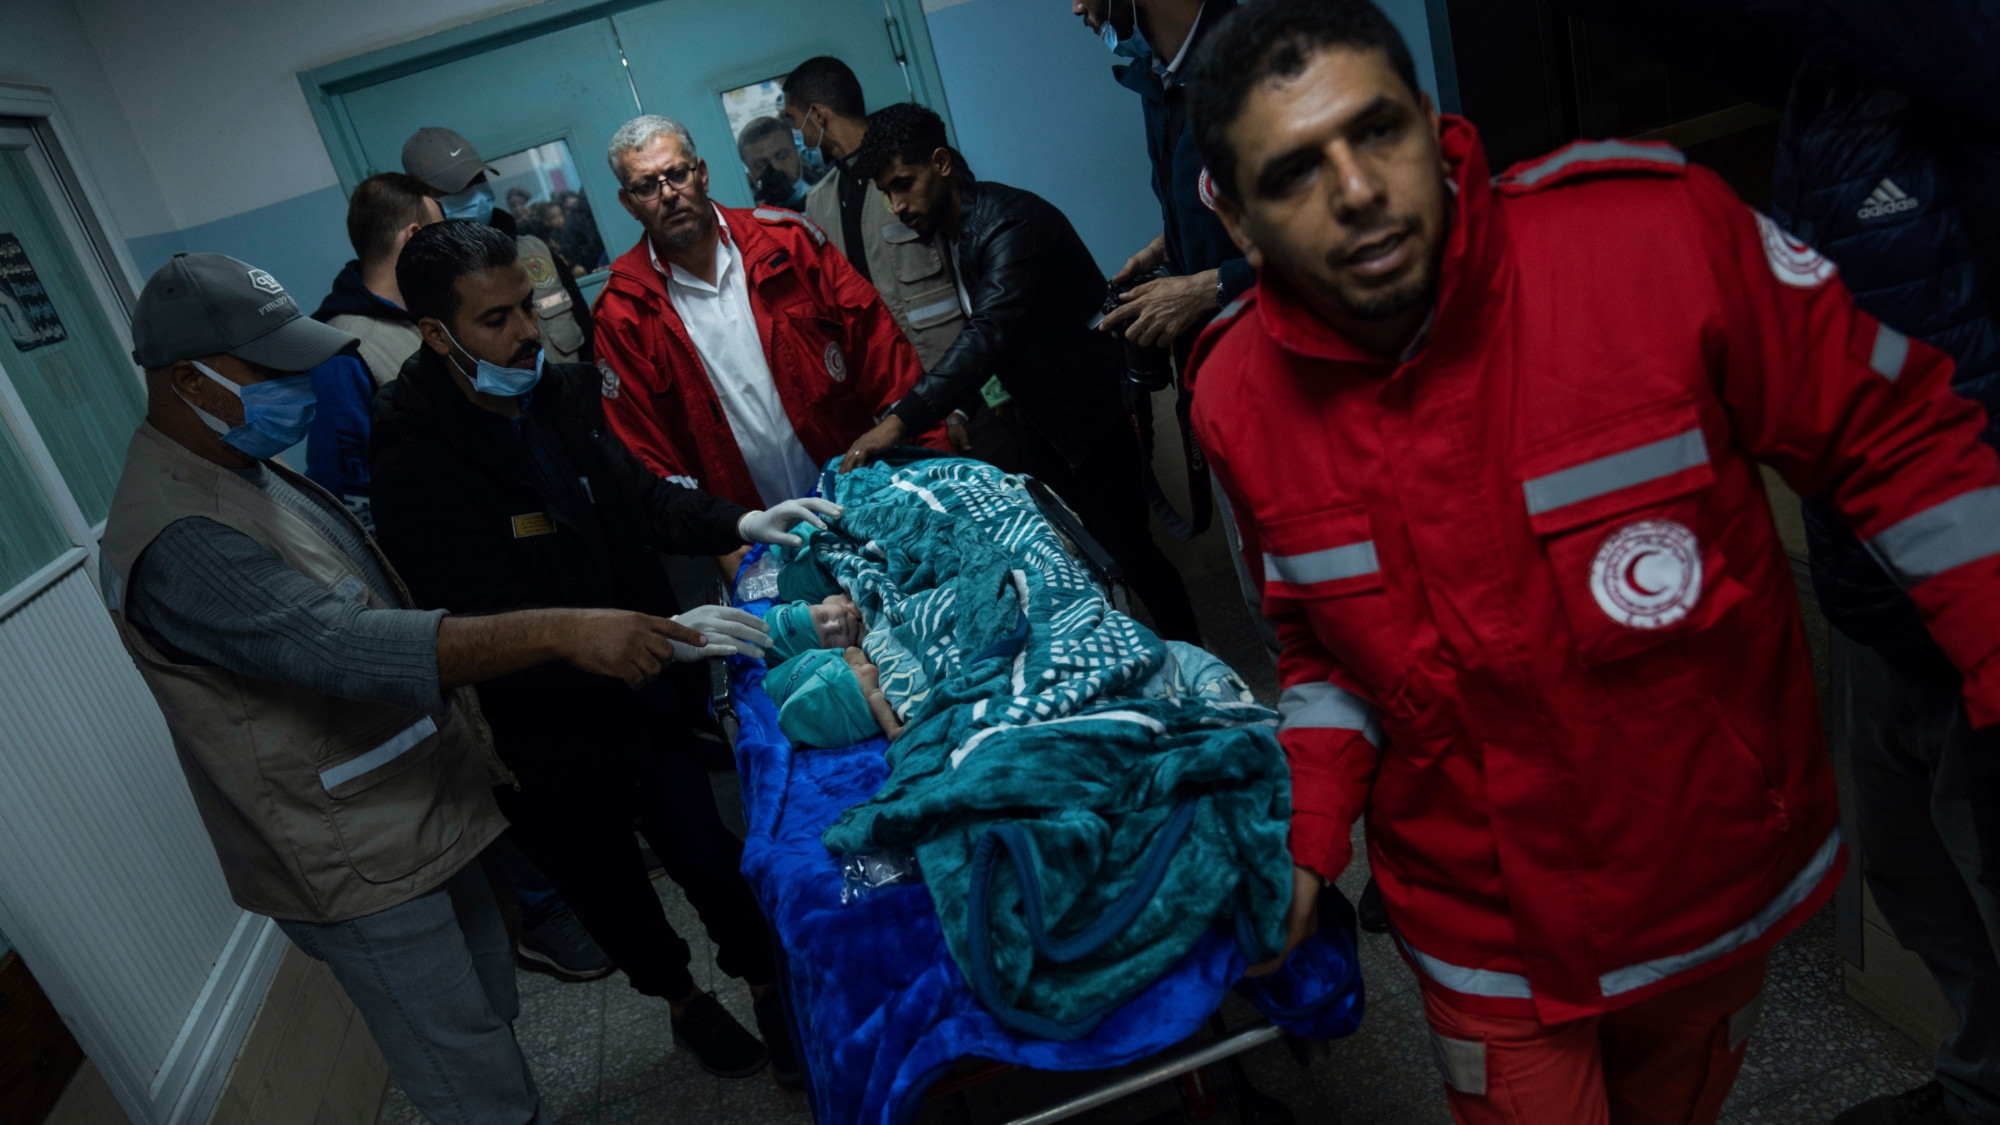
[[783, 57, 1016, 467], [592, 114, 937, 518], [839, 103, 1202, 644], [1185, 0, 2000, 1120]]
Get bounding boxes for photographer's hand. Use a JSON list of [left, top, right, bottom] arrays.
[[1112, 234, 1168, 288], [1099, 269, 1222, 349]]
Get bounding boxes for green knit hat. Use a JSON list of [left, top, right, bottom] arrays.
[[765, 649, 878, 749], [774, 523, 844, 602], [761, 600, 821, 664]]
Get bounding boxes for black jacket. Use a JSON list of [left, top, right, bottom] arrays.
[[369, 347, 748, 758], [888, 180, 1124, 464]]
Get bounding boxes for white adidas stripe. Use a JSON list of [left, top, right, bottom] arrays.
[[1863, 179, 1909, 205], [1859, 178, 1920, 220]]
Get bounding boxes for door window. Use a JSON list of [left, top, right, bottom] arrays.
[[489, 140, 608, 273], [725, 78, 832, 206], [0, 136, 143, 528]]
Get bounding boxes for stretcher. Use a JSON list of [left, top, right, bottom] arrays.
[[713, 466, 1365, 1125]]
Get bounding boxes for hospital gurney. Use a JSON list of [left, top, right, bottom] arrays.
[[711, 457, 1366, 1125]]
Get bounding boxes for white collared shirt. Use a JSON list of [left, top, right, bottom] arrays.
[[1154, 4, 1205, 85], [651, 207, 819, 506]]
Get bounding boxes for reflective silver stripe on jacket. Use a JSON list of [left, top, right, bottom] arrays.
[[752, 207, 826, 245], [1399, 827, 1841, 1002], [1522, 428, 1709, 516], [1867, 487, 2000, 586], [1599, 828, 1841, 995], [1397, 936, 1534, 999], [1869, 323, 1910, 381], [319, 715, 438, 792], [1505, 140, 1688, 187], [1263, 540, 1379, 586], [1278, 681, 1383, 748], [1216, 296, 1250, 323]]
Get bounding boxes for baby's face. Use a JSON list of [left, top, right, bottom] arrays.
[[812, 595, 864, 650]]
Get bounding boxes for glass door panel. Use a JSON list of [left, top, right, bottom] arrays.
[[0, 135, 144, 527]]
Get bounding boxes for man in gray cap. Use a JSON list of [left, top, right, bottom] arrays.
[[403, 126, 595, 365], [100, 251, 740, 1124]]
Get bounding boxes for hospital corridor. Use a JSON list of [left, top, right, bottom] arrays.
[[0, 1, 1991, 1125]]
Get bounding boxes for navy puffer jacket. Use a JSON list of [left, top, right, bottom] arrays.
[[1775, 2, 2000, 667], [1556, 0, 2000, 668]]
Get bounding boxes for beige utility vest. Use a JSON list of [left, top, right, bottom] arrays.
[[518, 234, 586, 364], [100, 424, 512, 923], [806, 173, 965, 368], [323, 312, 421, 388]]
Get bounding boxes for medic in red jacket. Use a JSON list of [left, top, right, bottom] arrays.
[[594, 198, 933, 508], [1186, 8, 2000, 1077]]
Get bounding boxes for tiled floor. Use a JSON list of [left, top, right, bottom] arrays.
[[375, 827, 1934, 1125], [377, 569, 1936, 1125]]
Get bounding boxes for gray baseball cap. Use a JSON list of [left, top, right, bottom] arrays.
[[130, 252, 355, 371], [401, 127, 500, 195]]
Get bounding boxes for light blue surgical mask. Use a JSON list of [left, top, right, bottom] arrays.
[[1101, 0, 1150, 58], [441, 322, 544, 398], [795, 129, 829, 185], [439, 182, 497, 222], [183, 360, 317, 460], [782, 175, 810, 208]]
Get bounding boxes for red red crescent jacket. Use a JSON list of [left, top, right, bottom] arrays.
[[1190, 117, 2000, 1023], [592, 205, 934, 507]]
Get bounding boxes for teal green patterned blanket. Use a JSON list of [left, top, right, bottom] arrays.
[[804, 453, 1292, 1039]]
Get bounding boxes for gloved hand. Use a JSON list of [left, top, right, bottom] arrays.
[[737, 498, 845, 547], [668, 604, 772, 661]]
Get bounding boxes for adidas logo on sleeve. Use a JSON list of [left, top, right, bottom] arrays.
[[1858, 179, 1921, 220]]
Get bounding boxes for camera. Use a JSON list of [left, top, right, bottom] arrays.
[[1097, 267, 1174, 393]]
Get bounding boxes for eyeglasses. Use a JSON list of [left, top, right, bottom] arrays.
[[624, 164, 699, 200]]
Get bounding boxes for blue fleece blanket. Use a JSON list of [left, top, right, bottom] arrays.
[[730, 504, 1366, 1123]]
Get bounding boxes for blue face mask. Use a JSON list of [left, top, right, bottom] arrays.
[[795, 129, 829, 185], [184, 360, 317, 460], [1101, 0, 1150, 58], [439, 183, 497, 222], [441, 322, 544, 397]]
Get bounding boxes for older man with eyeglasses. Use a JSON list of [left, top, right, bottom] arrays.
[[593, 115, 939, 527]]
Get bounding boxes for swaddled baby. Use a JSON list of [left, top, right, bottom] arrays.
[[760, 595, 904, 748], [760, 594, 864, 663], [764, 647, 904, 748]]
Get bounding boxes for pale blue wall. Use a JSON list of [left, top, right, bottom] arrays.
[[925, 0, 1160, 276], [127, 185, 351, 311]]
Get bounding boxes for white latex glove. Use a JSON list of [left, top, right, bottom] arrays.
[[668, 604, 771, 661], [737, 497, 846, 547]]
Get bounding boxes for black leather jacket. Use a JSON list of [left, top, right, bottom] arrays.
[[888, 180, 1123, 464]]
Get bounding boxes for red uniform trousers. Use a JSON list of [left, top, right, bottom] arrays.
[[1421, 956, 1767, 1125]]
